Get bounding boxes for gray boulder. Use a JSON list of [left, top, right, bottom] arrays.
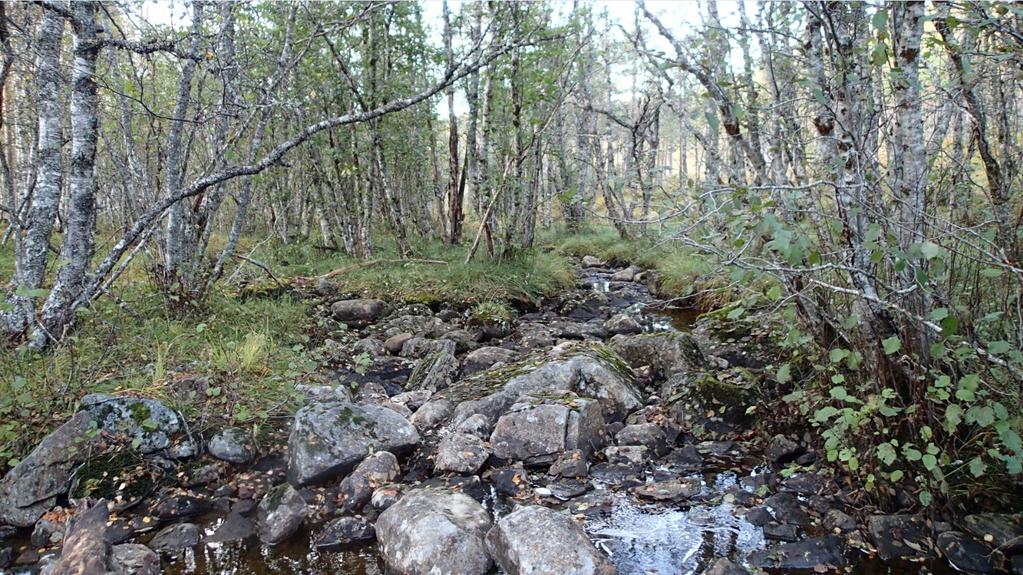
[[445, 344, 641, 426], [48, 503, 117, 575], [208, 427, 256, 464], [383, 333, 413, 355], [400, 336, 457, 359], [257, 484, 308, 545], [331, 298, 388, 327], [462, 346, 517, 375], [604, 314, 642, 335], [609, 332, 704, 379], [434, 432, 491, 474], [339, 451, 400, 512], [405, 350, 459, 391], [0, 395, 180, 527], [286, 401, 419, 486], [409, 400, 454, 431], [581, 255, 603, 267], [490, 395, 605, 464], [149, 523, 200, 555], [376, 488, 492, 575], [486, 505, 616, 575], [611, 266, 640, 282]]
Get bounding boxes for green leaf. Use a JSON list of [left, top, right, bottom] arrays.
[[882, 336, 902, 355], [980, 267, 1003, 278], [944, 404, 962, 432], [877, 443, 897, 465], [829, 348, 850, 363], [919, 241, 942, 260], [988, 341, 1011, 355], [919, 491, 933, 506], [969, 457, 986, 477], [922, 454, 937, 471], [830, 386, 849, 401], [726, 306, 746, 320], [776, 363, 791, 384]]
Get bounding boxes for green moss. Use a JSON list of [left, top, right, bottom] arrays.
[[692, 373, 757, 407]]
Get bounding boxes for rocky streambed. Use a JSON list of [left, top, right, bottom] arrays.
[[0, 258, 1018, 575]]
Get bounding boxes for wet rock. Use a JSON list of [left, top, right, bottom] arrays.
[[631, 478, 701, 501], [110, 544, 160, 575], [567, 490, 615, 516], [207, 512, 255, 543], [48, 503, 116, 575], [550, 449, 589, 478], [339, 451, 400, 512], [405, 350, 459, 391], [547, 479, 590, 500], [448, 345, 641, 426], [748, 535, 847, 570], [0, 395, 180, 527], [611, 266, 640, 282], [959, 513, 1023, 553], [400, 336, 457, 359], [490, 396, 605, 464], [765, 434, 803, 464], [609, 332, 704, 379], [462, 346, 517, 375], [376, 488, 492, 575], [182, 463, 220, 487], [435, 432, 491, 475], [256, 484, 307, 545], [454, 413, 494, 438], [314, 516, 376, 550], [588, 462, 643, 488], [208, 427, 256, 464], [763, 522, 800, 541], [0, 546, 13, 569], [824, 509, 856, 533], [286, 401, 419, 486], [703, 558, 750, 575], [383, 333, 413, 355], [868, 514, 935, 560], [409, 399, 454, 431], [421, 474, 487, 502], [331, 298, 388, 327], [762, 492, 810, 526], [604, 314, 642, 336], [936, 531, 996, 574], [487, 467, 531, 498], [780, 472, 831, 495], [616, 423, 669, 456], [486, 505, 616, 575], [744, 507, 772, 527], [582, 255, 603, 267], [154, 493, 209, 520], [149, 522, 200, 554]]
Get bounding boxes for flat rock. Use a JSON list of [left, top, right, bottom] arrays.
[[286, 401, 419, 486], [207, 512, 255, 543], [110, 544, 160, 575], [867, 514, 935, 560], [616, 423, 669, 456], [486, 505, 616, 575], [631, 478, 701, 501], [748, 536, 847, 570], [462, 347, 517, 375], [376, 488, 492, 575], [959, 513, 1023, 553], [604, 314, 642, 335], [313, 516, 376, 551], [936, 531, 996, 574]]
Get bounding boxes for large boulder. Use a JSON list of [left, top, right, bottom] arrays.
[[434, 432, 491, 474], [208, 427, 256, 464], [331, 298, 388, 327], [490, 396, 605, 464], [486, 505, 616, 575], [462, 346, 517, 375], [0, 395, 180, 527], [376, 488, 492, 575], [443, 344, 641, 427], [609, 332, 704, 380], [286, 402, 419, 486]]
